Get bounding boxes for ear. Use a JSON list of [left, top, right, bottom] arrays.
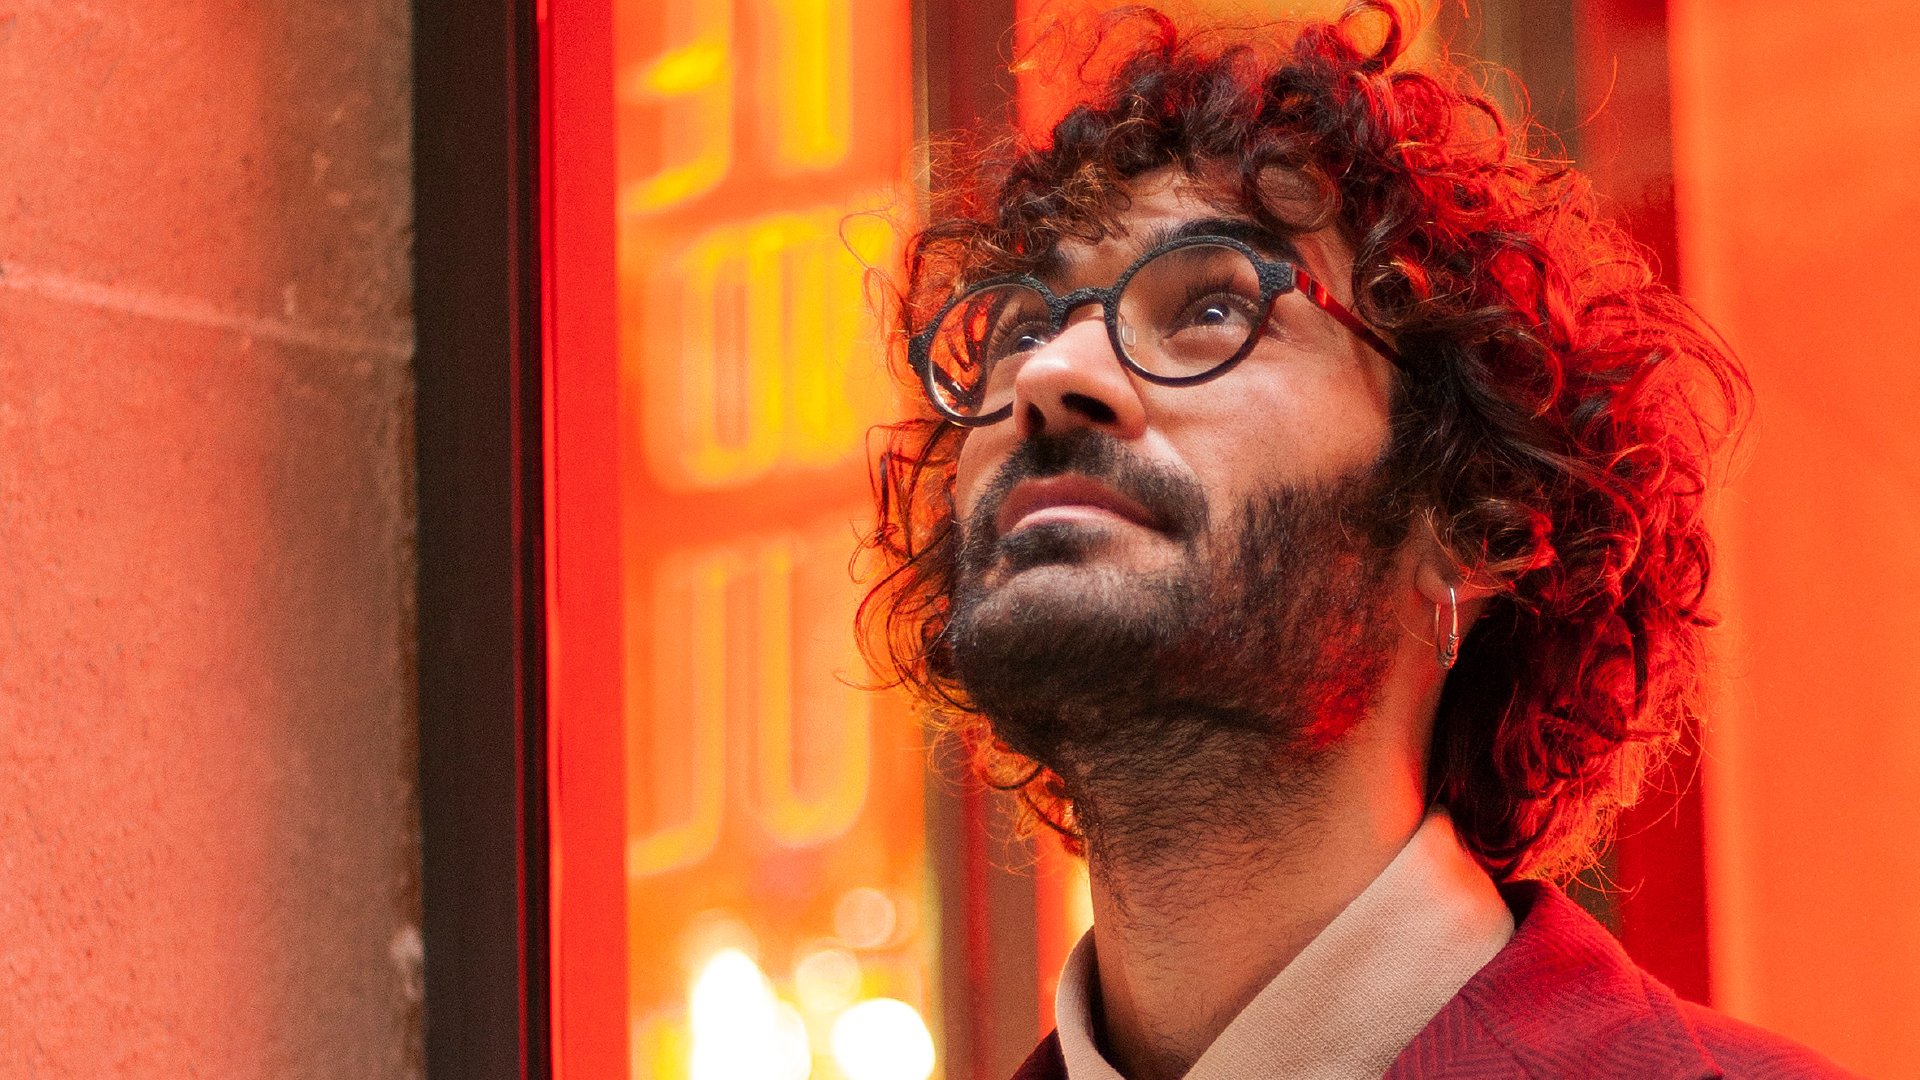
[[1414, 559, 1500, 609], [1410, 513, 1501, 610]]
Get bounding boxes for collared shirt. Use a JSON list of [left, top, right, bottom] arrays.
[[1053, 810, 1515, 1080]]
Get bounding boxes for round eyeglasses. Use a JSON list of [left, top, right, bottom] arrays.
[[908, 234, 1405, 427]]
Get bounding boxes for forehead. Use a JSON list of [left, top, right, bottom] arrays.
[[1033, 167, 1318, 284], [1040, 169, 1237, 273]]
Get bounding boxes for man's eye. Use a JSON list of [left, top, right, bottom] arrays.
[[987, 323, 1050, 359], [1175, 294, 1255, 331]]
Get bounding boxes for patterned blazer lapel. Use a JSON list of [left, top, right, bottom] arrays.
[[1384, 882, 1720, 1080]]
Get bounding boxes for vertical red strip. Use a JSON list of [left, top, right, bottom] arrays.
[[545, 0, 627, 1075]]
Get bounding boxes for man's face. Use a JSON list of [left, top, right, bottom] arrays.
[[945, 168, 1408, 791]]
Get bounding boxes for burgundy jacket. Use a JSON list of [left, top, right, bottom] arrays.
[[1010, 882, 1861, 1080]]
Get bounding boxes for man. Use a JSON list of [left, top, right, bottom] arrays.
[[861, 4, 1857, 1078]]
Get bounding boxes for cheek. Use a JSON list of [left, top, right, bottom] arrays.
[[1170, 356, 1392, 512], [1292, 367, 1393, 469], [952, 427, 1010, 523]]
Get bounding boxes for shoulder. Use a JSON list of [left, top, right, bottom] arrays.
[[1678, 1002, 1865, 1080], [1387, 882, 1864, 1080]]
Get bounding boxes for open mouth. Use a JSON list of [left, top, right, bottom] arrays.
[[995, 474, 1164, 539]]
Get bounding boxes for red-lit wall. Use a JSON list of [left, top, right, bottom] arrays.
[[1671, 3, 1920, 1076], [0, 2, 420, 1075]]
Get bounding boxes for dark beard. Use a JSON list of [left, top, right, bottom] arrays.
[[946, 431, 1407, 857]]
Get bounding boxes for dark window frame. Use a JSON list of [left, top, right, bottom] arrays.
[[412, 0, 549, 1076]]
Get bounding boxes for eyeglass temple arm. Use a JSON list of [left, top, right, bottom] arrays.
[[1292, 269, 1408, 371]]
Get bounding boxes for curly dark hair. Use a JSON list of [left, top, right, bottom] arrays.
[[857, 1, 1746, 880]]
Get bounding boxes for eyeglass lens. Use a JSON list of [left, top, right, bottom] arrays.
[[924, 242, 1271, 420]]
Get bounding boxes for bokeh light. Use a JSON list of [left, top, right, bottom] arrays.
[[829, 998, 936, 1080], [793, 946, 862, 1015], [689, 950, 812, 1080], [832, 888, 897, 949]]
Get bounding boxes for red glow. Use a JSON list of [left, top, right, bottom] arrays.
[[1673, 2, 1920, 1074], [545, 0, 625, 1073], [545, 1, 926, 1076]]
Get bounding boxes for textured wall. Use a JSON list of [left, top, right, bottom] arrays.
[[0, 1, 420, 1076], [1671, 1, 1920, 1077]]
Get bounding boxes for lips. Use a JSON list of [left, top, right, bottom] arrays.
[[994, 474, 1164, 538]]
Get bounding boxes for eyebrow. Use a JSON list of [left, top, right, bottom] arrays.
[[1034, 216, 1304, 283], [1142, 217, 1303, 260]]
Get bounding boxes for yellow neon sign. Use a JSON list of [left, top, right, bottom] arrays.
[[627, 525, 876, 878], [639, 203, 897, 491], [771, 0, 854, 170], [622, 2, 733, 213]]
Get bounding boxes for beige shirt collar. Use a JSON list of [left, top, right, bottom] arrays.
[[1053, 809, 1514, 1080]]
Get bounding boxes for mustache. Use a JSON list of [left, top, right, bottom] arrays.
[[965, 430, 1212, 546]]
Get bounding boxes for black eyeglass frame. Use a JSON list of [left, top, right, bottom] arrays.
[[908, 233, 1406, 428]]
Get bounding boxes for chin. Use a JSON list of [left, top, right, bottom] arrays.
[[948, 559, 1195, 739], [971, 561, 1155, 629], [985, 520, 1180, 584]]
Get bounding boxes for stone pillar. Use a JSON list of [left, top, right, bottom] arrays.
[[0, 1, 419, 1076]]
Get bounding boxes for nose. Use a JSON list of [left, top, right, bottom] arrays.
[[1011, 309, 1148, 441]]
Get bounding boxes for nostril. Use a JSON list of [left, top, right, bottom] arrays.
[[1063, 392, 1118, 425], [1025, 402, 1046, 434]]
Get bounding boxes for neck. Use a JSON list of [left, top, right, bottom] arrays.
[[1072, 693, 1432, 1080]]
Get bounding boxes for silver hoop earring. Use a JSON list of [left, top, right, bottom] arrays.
[[1435, 585, 1460, 670]]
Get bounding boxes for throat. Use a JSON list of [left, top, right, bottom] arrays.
[[1061, 709, 1328, 876], [1077, 794, 1346, 1080], [1064, 732, 1424, 1080], [1056, 727, 1326, 1079]]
